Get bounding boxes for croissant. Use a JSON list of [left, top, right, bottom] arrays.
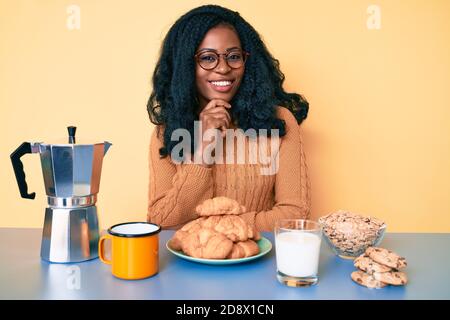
[[170, 197, 262, 260], [247, 223, 261, 241], [170, 230, 186, 251], [238, 240, 260, 257], [200, 216, 261, 241], [181, 228, 233, 259], [227, 240, 260, 259], [196, 196, 246, 216], [170, 217, 205, 250], [200, 215, 222, 229], [227, 243, 245, 259], [214, 215, 249, 242]]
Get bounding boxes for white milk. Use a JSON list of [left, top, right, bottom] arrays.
[[275, 231, 321, 277]]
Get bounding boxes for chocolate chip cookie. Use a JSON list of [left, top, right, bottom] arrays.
[[373, 271, 408, 286], [365, 247, 407, 269], [354, 255, 392, 274], [351, 270, 388, 289]]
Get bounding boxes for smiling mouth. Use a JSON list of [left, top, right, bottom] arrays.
[[209, 80, 234, 86], [208, 80, 235, 92]]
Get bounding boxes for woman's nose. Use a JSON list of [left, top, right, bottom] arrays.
[[215, 56, 231, 73]]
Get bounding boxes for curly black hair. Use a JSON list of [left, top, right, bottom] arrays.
[[147, 4, 309, 158]]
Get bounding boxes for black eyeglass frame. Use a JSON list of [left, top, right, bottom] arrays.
[[194, 50, 250, 70]]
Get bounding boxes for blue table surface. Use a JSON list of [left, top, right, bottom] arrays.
[[0, 228, 449, 300]]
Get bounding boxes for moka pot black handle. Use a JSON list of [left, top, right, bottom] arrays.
[[10, 142, 36, 199]]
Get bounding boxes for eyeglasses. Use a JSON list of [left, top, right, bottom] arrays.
[[194, 49, 249, 70]]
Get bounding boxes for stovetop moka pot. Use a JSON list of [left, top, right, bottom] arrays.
[[10, 126, 112, 263]]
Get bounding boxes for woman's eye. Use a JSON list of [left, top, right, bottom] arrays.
[[199, 55, 217, 62], [227, 54, 242, 61]]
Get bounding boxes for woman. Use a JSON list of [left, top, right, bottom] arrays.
[[147, 5, 310, 231]]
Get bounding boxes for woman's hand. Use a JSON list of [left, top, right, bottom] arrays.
[[195, 99, 232, 167], [199, 99, 231, 136]]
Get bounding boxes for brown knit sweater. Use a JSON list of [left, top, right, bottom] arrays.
[[147, 106, 311, 231]]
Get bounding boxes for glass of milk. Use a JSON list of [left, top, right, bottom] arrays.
[[275, 219, 322, 287]]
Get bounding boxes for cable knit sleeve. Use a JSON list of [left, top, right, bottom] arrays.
[[240, 107, 311, 231], [147, 127, 214, 229]]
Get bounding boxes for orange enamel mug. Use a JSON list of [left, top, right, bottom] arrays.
[[98, 222, 161, 280]]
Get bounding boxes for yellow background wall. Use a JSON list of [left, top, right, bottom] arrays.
[[1, 0, 449, 232]]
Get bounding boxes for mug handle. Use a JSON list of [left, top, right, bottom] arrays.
[[98, 234, 112, 265]]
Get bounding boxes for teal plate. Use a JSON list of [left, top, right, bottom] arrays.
[[166, 237, 272, 265]]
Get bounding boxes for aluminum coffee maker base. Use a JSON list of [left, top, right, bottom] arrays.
[[41, 206, 100, 263]]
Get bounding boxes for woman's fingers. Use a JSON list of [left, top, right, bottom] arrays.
[[210, 115, 230, 129], [199, 100, 232, 139], [205, 117, 228, 130], [203, 107, 231, 123], [200, 110, 229, 124], [202, 99, 231, 111]]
